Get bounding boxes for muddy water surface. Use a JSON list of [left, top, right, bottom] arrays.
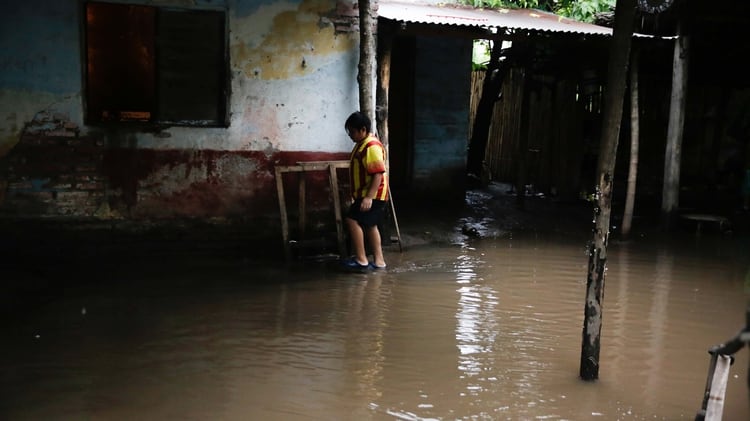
[[2, 231, 750, 420]]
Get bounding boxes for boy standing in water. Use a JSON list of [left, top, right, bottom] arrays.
[[341, 111, 388, 270]]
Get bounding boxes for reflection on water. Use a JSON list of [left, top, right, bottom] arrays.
[[2, 233, 749, 420]]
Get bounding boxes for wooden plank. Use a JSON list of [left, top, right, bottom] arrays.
[[275, 165, 306, 261], [328, 164, 347, 257], [298, 160, 349, 170], [299, 172, 306, 241], [274, 166, 291, 261]]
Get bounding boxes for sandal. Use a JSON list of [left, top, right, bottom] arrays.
[[340, 257, 370, 271]]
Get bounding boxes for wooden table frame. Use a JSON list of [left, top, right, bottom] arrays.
[[274, 160, 350, 261]]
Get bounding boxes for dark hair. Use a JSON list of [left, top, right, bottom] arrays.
[[345, 111, 371, 133]]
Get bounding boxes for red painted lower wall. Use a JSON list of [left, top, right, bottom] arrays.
[[0, 130, 349, 226]]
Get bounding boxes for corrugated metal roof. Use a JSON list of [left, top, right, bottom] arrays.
[[378, 1, 614, 36]]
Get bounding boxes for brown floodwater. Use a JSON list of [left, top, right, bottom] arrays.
[[2, 230, 749, 420]]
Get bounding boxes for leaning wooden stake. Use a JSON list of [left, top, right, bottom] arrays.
[[696, 353, 733, 421], [387, 186, 402, 252], [695, 305, 750, 420]]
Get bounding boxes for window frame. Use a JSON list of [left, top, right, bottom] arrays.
[[82, 1, 231, 128]]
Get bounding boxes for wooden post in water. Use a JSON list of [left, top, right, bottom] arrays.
[[621, 48, 640, 239], [746, 304, 750, 391], [514, 65, 530, 210], [661, 21, 688, 230], [580, 0, 635, 381]]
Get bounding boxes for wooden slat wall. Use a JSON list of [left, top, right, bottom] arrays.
[[468, 69, 485, 144], [470, 69, 586, 200]]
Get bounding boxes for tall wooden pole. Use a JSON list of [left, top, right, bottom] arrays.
[[661, 22, 688, 229], [580, 0, 636, 381], [515, 66, 530, 210], [376, 21, 393, 146], [622, 48, 640, 239], [358, 0, 377, 124]]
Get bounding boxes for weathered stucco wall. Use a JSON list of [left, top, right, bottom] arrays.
[[0, 0, 361, 221], [0, 1, 83, 157]]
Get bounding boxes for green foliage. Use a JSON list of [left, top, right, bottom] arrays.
[[460, 0, 615, 23], [472, 39, 491, 70], [557, 0, 615, 22], [473, 62, 488, 71], [462, 0, 547, 9]]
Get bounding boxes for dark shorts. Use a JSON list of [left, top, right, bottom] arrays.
[[346, 199, 387, 228]]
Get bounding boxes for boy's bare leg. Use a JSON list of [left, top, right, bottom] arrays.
[[345, 217, 368, 265], [366, 225, 385, 267]]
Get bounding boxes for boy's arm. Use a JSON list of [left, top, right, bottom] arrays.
[[365, 173, 383, 199], [360, 172, 383, 210]]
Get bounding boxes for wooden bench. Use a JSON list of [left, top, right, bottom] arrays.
[[680, 213, 731, 235]]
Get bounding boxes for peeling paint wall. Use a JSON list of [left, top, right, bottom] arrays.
[[0, 0, 84, 158], [227, 0, 359, 153], [0, 0, 361, 222], [0, 111, 102, 217]]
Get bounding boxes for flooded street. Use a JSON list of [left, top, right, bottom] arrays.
[[2, 225, 749, 420]]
